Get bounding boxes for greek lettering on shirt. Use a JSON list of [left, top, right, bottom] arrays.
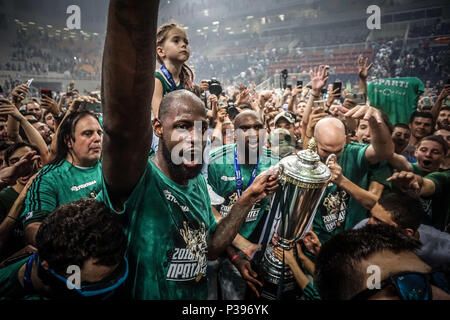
[[166, 247, 206, 282], [322, 190, 349, 233], [163, 190, 208, 282]]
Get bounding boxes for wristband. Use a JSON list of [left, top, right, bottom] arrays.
[[231, 254, 239, 262]]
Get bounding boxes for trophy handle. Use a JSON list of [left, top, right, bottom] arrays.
[[325, 154, 336, 187]]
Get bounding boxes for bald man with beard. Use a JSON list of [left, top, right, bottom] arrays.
[[311, 104, 394, 245]]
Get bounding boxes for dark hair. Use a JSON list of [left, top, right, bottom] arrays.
[[4, 142, 40, 166], [438, 106, 450, 116], [394, 123, 410, 131], [51, 111, 99, 165], [409, 111, 433, 124], [314, 224, 422, 300], [378, 192, 424, 231], [36, 198, 126, 275], [417, 135, 448, 155]]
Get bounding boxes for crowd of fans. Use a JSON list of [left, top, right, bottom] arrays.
[[0, 0, 448, 302], [0, 25, 102, 80]]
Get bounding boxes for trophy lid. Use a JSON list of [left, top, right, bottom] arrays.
[[277, 138, 331, 188]]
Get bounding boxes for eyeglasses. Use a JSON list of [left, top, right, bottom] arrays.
[[352, 269, 450, 300]]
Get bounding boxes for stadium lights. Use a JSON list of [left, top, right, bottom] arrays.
[[247, 16, 254, 19], [203, 26, 209, 30], [183, 26, 189, 30], [28, 22, 35, 25], [204, 9, 209, 16], [279, 14, 285, 21], [225, 27, 232, 31], [197, 29, 201, 32], [212, 21, 219, 25], [47, 24, 53, 28], [261, 17, 266, 24]]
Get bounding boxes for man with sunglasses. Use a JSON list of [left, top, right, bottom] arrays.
[[314, 224, 450, 300], [0, 198, 128, 300]]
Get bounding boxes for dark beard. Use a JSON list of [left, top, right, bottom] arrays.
[[160, 139, 203, 182]]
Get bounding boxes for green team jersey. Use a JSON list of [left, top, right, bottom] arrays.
[[21, 160, 102, 227], [421, 170, 450, 231], [0, 256, 41, 300], [367, 77, 424, 125], [97, 158, 216, 300], [207, 143, 279, 239], [411, 162, 424, 176], [155, 70, 183, 97], [313, 142, 371, 244]]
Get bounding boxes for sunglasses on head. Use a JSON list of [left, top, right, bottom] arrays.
[[36, 254, 128, 300], [352, 269, 450, 300]]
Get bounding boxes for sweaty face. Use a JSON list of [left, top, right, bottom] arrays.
[[410, 117, 433, 140], [437, 109, 450, 130], [392, 127, 411, 153], [317, 139, 345, 163], [68, 115, 103, 167], [235, 114, 264, 164], [414, 140, 445, 174], [159, 28, 190, 63], [159, 101, 207, 181], [355, 119, 371, 144]]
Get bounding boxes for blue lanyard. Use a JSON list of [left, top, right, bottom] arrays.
[[160, 64, 178, 91], [23, 253, 37, 294], [234, 146, 259, 198]]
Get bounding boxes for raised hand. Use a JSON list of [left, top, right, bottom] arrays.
[[0, 98, 24, 121], [338, 104, 383, 124], [11, 83, 29, 106], [357, 56, 373, 80], [309, 65, 329, 95], [386, 171, 421, 192], [40, 96, 60, 115], [0, 151, 40, 185]]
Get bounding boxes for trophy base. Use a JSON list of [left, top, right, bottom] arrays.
[[258, 243, 303, 300]]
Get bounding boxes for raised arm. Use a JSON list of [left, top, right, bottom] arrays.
[[102, 0, 159, 208], [357, 56, 372, 96], [339, 104, 394, 164]]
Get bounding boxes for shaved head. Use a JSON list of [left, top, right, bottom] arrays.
[[314, 117, 347, 161], [158, 89, 205, 121]]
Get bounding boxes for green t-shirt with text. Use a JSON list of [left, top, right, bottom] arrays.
[[367, 77, 424, 125], [207, 143, 279, 239], [97, 158, 216, 300], [313, 143, 371, 244], [21, 160, 102, 227]]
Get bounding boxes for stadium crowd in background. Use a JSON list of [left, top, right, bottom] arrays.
[[0, 0, 449, 301]]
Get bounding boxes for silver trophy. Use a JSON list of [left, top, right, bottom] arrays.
[[260, 138, 331, 297]]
